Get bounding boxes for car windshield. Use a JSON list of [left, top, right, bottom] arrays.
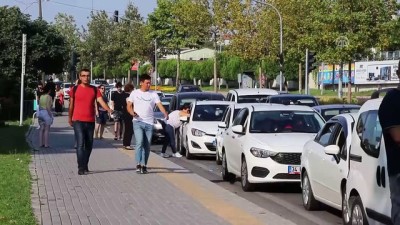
[[63, 84, 71, 89], [180, 86, 201, 92], [154, 103, 170, 112], [250, 111, 325, 133], [237, 95, 269, 103], [178, 95, 224, 108], [192, 105, 229, 121], [322, 108, 360, 121]]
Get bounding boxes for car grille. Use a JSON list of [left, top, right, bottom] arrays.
[[273, 173, 300, 180], [204, 143, 216, 151], [270, 153, 301, 165]]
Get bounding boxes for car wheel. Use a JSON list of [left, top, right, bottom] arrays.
[[185, 138, 193, 159], [342, 188, 351, 225], [241, 157, 255, 192], [350, 196, 369, 225], [221, 150, 235, 183], [216, 150, 222, 165], [301, 171, 320, 210]]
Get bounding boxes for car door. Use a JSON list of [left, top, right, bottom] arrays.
[[307, 122, 339, 197], [216, 108, 231, 149], [181, 104, 194, 150], [227, 108, 249, 175]]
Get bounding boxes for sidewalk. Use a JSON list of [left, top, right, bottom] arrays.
[[29, 116, 296, 225]]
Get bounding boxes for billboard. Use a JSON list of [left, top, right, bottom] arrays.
[[317, 64, 355, 85], [354, 60, 399, 84]]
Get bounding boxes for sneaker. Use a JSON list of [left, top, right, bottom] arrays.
[[136, 165, 141, 173], [160, 153, 170, 158], [124, 146, 134, 150], [78, 170, 86, 175], [140, 166, 148, 174], [172, 152, 182, 158]]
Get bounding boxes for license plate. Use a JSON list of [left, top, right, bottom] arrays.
[[212, 139, 217, 146], [288, 166, 300, 174]]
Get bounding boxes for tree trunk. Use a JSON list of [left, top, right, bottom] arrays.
[[176, 50, 181, 89]]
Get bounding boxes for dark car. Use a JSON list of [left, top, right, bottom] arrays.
[[177, 84, 202, 93], [266, 94, 319, 107], [312, 104, 361, 121], [169, 92, 225, 112]]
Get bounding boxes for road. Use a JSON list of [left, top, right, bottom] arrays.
[[150, 142, 343, 225]]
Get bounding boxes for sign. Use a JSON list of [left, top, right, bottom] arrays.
[[354, 60, 399, 85], [317, 63, 355, 85]]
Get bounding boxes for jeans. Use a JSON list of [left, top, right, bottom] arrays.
[[162, 124, 177, 154], [133, 121, 153, 166], [390, 174, 400, 225], [73, 121, 95, 170]]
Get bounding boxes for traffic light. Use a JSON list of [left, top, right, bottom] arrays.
[[114, 10, 119, 23], [278, 53, 284, 66], [307, 51, 317, 73], [71, 51, 81, 70]]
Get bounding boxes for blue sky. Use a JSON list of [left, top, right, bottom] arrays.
[[1, 0, 157, 28]]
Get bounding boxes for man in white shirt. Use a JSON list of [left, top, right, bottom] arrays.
[[127, 74, 168, 174], [160, 104, 190, 158]]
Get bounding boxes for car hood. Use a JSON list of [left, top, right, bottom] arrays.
[[251, 133, 316, 152], [191, 121, 220, 136]]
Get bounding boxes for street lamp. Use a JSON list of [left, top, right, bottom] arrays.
[[253, 0, 283, 91]]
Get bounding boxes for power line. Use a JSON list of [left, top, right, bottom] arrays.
[[49, 1, 114, 14]]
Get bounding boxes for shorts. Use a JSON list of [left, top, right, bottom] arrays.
[[38, 109, 53, 126], [96, 111, 108, 124], [112, 110, 123, 122]]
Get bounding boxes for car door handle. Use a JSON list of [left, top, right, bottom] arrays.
[[381, 166, 386, 188], [376, 166, 381, 187]]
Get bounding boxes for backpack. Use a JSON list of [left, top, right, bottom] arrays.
[[71, 84, 97, 114]]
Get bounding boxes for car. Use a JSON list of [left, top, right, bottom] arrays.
[[179, 101, 231, 159], [169, 92, 225, 112], [266, 94, 319, 107], [345, 96, 392, 225], [301, 113, 357, 224], [154, 90, 165, 98], [215, 103, 258, 165], [92, 79, 109, 87], [221, 104, 325, 191], [312, 104, 361, 121], [62, 83, 72, 100], [163, 93, 174, 98], [152, 101, 171, 142], [177, 84, 202, 93], [226, 88, 279, 103]]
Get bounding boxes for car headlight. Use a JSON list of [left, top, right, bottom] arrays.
[[191, 128, 206, 137], [250, 147, 277, 158]]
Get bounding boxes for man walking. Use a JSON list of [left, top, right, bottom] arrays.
[[379, 60, 400, 224], [111, 82, 125, 140], [127, 74, 168, 174], [68, 69, 112, 175], [160, 104, 190, 158]]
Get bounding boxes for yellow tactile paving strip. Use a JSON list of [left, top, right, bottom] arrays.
[[120, 148, 265, 225]]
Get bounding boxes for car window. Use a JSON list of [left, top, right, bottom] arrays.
[[360, 110, 382, 158], [249, 111, 325, 133], [232, 95, 236, 102], [226, 93, 231, 101], [335, 127, 347, 160], [192, 105, 229, 121], [322, 108, 360, 121], [233, 108, 249, 126], [315, 123, 338, 147], [237, 95, 269, 103], [154, 103, 170, 112], [223, 108, 231, 127]]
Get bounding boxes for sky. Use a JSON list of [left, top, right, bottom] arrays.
[[1, 0, 157, 28]]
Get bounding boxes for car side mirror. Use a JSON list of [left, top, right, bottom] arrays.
[[218, 122, 227, 129], [232, 125, 244, 134], [324, 145, 340, 155], [180, 116, 188, 122]]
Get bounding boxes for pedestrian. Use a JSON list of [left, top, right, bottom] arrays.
[[68, 69, 112, 175], [378, 60, 400, 225], [36, 82, 44, 103], [94, 84, 108, 139], [38, 85, 53, 148], [127, 74, 168, 174], [160, 104, 190, 158], [111, 82, 125, 140], [122, 83, 135, 150], [54, 84, 64, 116]]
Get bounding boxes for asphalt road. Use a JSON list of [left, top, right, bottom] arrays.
[[150, 142, 343, 225]]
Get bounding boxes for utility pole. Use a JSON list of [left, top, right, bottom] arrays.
[[38, 0, 42, 20], [19, 34, 27, 126], [213, 37, 218, 93], [305, 49, 309, 95], [154, 39, 158, 90]]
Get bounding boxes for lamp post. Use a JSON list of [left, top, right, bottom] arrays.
[[253, 0, 283, 91], [154, 39, 158, 90]]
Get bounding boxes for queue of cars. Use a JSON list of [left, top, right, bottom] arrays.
[[155, 86, 393, 225]]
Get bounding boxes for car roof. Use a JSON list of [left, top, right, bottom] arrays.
[[359, 98, 382, 113], [249, 104, 314, 112], [194, 100, 231, 106], [228, 88, 279, 96], [232, 103, 264, 109], [313, 104, 361, 110], [175, 92, 224, 98]]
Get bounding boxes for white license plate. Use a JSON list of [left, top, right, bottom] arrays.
[[288, 166, 300, 175]]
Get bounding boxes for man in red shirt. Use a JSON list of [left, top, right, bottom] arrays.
[[68, 69, 112, 175]]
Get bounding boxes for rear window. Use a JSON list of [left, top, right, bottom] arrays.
[[192, 105, 229, 121], [269, 97, 318, 107], [322, 108, 360, 121], [237, 95, 269, 103]]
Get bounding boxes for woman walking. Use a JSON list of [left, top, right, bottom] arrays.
[[122, 83, 135, 150], [38, 85, 53, 148], [94, 84, 108, 139], [55, 84, 64, 116]]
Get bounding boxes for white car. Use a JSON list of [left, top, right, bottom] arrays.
[[226, 88, 278, 103], [62, 83, 72, 100], [301, 113, 357, 224], [345, 97, 392, 225], [179, 101, 231, 159], [215, 103, 261, 165], [222, 104, 325, 191]]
